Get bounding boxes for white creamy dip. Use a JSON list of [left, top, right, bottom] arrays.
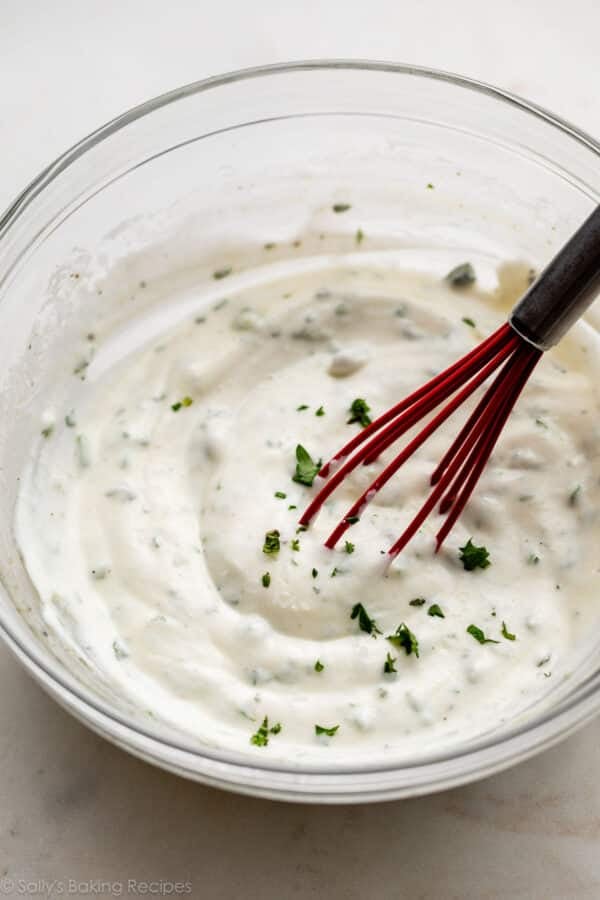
[[15, 250, 600, 763]]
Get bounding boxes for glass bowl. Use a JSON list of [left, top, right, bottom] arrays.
[[1, 61, 599, 803]]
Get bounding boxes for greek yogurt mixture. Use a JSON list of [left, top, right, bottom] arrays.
[[15, 249, 600, 762]]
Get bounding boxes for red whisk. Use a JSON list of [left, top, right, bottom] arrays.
[[300, 205, 600, 560]]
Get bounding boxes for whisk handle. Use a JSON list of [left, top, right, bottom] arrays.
[[509, 204, 600, 350]]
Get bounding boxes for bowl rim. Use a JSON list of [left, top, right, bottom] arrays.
[[2, 59, 600, 794]]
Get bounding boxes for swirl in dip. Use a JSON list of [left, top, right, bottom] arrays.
[[15, 248, 600, 762]]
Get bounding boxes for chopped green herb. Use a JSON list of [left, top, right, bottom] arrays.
[[383, 652, 397, 674], [332, 203, 351, 213], [386, 623, 419, 657], [261, 572, 271, 588], [528, 553, 540, 565], [569, 484, 581, 506], [213, 267, 232, 280], [446, 262, 476, 287], [73, 358, 89, 376], [76, 434, 91, 468], [345, 515, 360, 525], [459, 538, 491, 571], [297, 404, 309, 411], [315, 406, 325, 417], [41, 425, 54, 439], [331, 567, 339, 577], [466, 624, 499, 645], [535, 417, 548, 429], [312, 568, 318, 579], [292, 444, 322, 487], [355, 228, 364, 244], [288, 504, 297, 510], [409, 597, 426, 607], [426, 182, 434, 190], [501, 621, 516, 641], [264, 242, 276, 250], [347, 397, 372, 428], [314, 660, 324, 673], [290, 538, 300, 551], [344, 541, 355, 554], [296, 524, 307, 534], [462, 317, 476, 328], [427, 603, 445, 618], [351, 602, 381, 636], [250, 716, 282, 747], [112, 640, 128, 660], [274, 491, 287, 499], [171, 396, 193, 412], [262, 529, 280, 555], [65, 411, 77, 428], [315, 724, 339, 736]]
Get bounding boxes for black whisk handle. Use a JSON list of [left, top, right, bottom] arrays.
[[509, 204, 600, 350]]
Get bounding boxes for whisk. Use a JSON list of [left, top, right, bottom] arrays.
[[299, 205, 600, 560]]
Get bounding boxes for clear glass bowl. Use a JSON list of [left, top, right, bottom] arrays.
[[1, 61, 599, 803]]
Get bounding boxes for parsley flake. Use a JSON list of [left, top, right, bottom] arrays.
[[347, 398, 372, 428], [274, 491, 287, 499], [250, 716, 282, 747], [312, 568, 318, 579], [261, 572, 271, 588], [355, 228, 364, 244], [459, 539, 491, 571], [314, 660, 324, 673], [262, 530, 280, 555], [466, 624, 499, 645], [290, 538, 300, 551], [213, 267, 232, 280], [409, 597, 426, 607], [297, 404, 309, 411], [315, 406, 325, 417], [332, 203, 351, 213], [351, 602, 381, 636], [386, 623, 419, 657], [171, 396, 193, 412], [344, 541, 355, 554], [446, 262, 476, 287], [315, 724, 339, 736], [462, 317, 476, 327], [383, 652, 397, 674], [528, 553, 540, 565], [345, 515, 360, 525], [427, 603, 445, 618], [292, 444, 322, 487], [501, 621, 516, 641]]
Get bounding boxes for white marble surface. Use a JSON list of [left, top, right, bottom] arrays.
[[1, 0, 600, 895]]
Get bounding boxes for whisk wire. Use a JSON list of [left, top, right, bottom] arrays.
[[300, 322, 542, 558], [321, 331, 520, 549]]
